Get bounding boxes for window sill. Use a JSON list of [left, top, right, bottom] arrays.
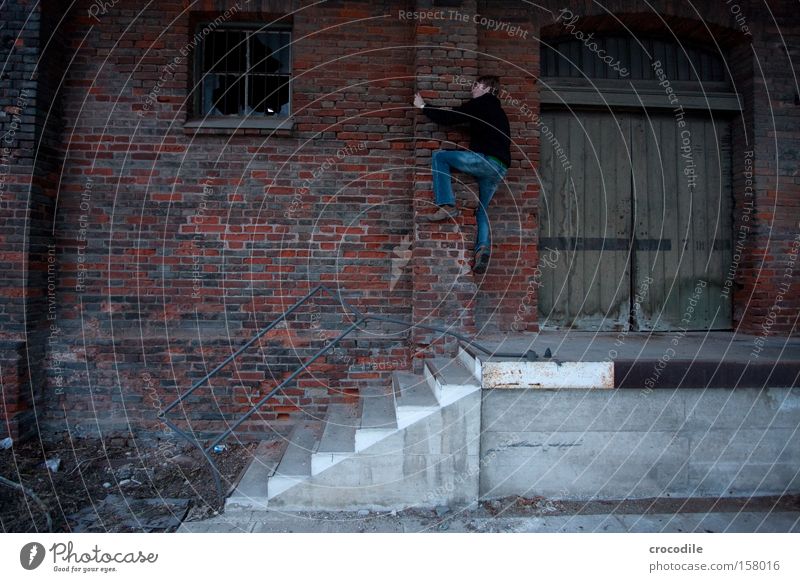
[[183, 116, 294, 136]]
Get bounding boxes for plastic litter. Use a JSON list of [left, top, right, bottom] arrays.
[[43, 457, 61, 472]]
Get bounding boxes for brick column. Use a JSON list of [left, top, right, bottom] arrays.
[[737, 6, 800, 336], [475, 0, 539, 333], [0, 0, 64, 439], [411, 0, 479, 367]]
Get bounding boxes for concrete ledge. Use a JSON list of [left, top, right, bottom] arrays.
[[616, 359, 800, 389], [480, 387, 800, 500]]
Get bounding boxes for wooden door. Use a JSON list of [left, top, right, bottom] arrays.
[[631, 112, 733, 330], [538, 110, 634, 331], [539, 109, 732, 331]]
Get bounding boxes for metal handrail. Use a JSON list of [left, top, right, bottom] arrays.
[[159, 284, 549, 504]]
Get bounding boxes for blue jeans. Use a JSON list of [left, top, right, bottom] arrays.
[[431, 149, 507, 252]]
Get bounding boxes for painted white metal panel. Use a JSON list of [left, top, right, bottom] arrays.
[[481, 361, 614, 389]]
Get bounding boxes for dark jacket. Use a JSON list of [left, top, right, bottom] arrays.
[[422, 92, 511, 167]]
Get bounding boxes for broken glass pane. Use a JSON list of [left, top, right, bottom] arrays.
[[251, 33, 283, 74], [203, 30, 246, 74], [205, 74, 246, 115], [247, 75, 290, 116], [199, 27, 291, 116]]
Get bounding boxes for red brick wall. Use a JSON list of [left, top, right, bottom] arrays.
[[2, 0, 797, 440], [42, 0, 416, 439]]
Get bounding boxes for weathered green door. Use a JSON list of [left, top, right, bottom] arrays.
[[539, 109, 732, 331], [631, 113, 733, 330], [538, 110, 634, 331]]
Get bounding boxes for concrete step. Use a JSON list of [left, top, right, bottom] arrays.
[[266, 377, 483, 511], [267, 421, 322, 499], [231, 356, 483, 511], [393, 371, 439, 429], [355, 385, 397, 451], [311, 403, 358, 474], [224, 441, 281, 511], [458, 343, 482, 379], [425, 357, 481, 405]]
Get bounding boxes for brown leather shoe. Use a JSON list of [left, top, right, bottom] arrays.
[[421, 205, 460, 222], [473, 245, 490, 273]]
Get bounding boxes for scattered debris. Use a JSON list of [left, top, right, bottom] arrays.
[[0, 475, 53, 532], [168, 454, 194, 469], [67, 495, 190, 533], [1, 436, 258, 532], [434, 505, 450, 517], [116, 464, 133, 480], [43, 457, 61, 473]]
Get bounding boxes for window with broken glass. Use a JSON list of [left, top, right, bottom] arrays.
[[195, 26, 291, 118]]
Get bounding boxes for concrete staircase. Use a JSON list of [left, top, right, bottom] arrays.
[[225, 346, 482, 512]]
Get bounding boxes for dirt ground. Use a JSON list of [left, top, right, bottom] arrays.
[[0, 435, 260, 532], [3, 435, 798, 533]]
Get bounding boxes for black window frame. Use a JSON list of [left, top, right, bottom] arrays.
[[187, 21, 293, 130]]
